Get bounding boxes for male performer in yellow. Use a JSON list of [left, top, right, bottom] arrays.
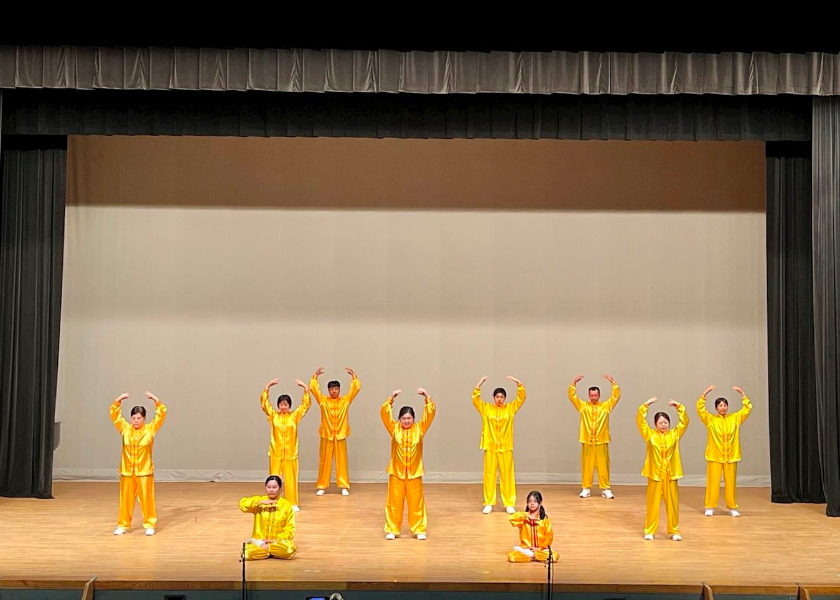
[[110, 391, 166, 536], [473, 375, 525, 514], [697, 384, 753, 517], [381, 387, 436, 540], [260, 378, 311, 511], [310, 366, 361, 495], [637, 397, 688, 541], [239, 475, 296, 560], [567, 374, 620, 498]]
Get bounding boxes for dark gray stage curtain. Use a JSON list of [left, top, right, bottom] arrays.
[[0, 135, 66, 498], [0, 89, 811, 141], [766, 142, 823, 504], [1, 46, 839, 95], [812, 98, 840, 517]]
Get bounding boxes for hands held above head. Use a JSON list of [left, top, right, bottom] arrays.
[[702, 384, 716, 398], [668, 400, 680, 407], [603, 374, 616, 384], [266, 379, 279, 390], [391, 389, 402, 399], [417, 387, 428, 398], [644, 397, 657, 407], [572, 375, 584, 385], [313, 367, 325, 378], [295, 379, 306, 389], [732, 385, 746, 397], [476, 376, 488, 388], [345, 367, 357, 378], [115, 393, 130, 404], [506, 375, 522, 386], [145, 391, 160, 404]]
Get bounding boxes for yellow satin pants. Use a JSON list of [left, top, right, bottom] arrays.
[[508, 547, 559, 563], [705, 461, 739, 510], [316, 438, 349, 490], [581, 443, 611, 489], [117, 474, 156, 529], [483, 449, 516, 507], [269, 457, 300, 507], [645, 478, 680, 536], [384, 475, 426, 535], [244, 539, 296, 560]]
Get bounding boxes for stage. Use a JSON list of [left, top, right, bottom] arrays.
[[1, 482, 839, 597]]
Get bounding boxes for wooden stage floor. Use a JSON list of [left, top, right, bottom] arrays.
[[1, 482, 839, 594]]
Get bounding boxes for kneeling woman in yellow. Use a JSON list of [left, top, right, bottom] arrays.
[[637, 397, 688, 541], [240, 475, 296, 560], [261, 378, 311, 512], [381, 387, 436, 540], [508, 491, 559, 563], [110, 391, 166, 536]]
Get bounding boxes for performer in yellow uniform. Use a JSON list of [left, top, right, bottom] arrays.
[[239, 475, 296, 560], [110, 391, 166, 536], [473, 375, 526, 514], [309, 366, 361, 495], [508, 490, 560, 563], [637, 397, 688, 541], [260, 377, 311, 512], [567, 374, 620, 498], [697, 384, 752, 517], [381, 387, 436, 540]]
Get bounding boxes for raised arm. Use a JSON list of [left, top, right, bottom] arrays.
[[732, 386, 753, 423], [507, 375, 526, 412], [603, 374, 621, 411], [670, 400, 689, 437], [260, 379, 279, 418], [417, 388, 436, 434], [696, 384, 715, 425], [146, 391, 167, 433], [381, 391, 399, 432], [472, 376, 488, 413], [110, 393, 130, 432], [293, 379, 311, 421], [567, 375, 584, 411], [637, 397, 657, 441], [345, 367, 362, 404], [309, 367, 326, 405]]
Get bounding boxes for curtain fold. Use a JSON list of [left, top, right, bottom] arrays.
[[812, 97, 840, 517], [2, 46, 839, 95], [766, 142, 824, 504], [0, 135, 66, 498]]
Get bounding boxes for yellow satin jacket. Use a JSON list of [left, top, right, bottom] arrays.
[[261, 389, 311, 461], [110, 401, 166, 477], [697, 396, 752, 463], [239, 495, 295, 541], [568, 384, 621, 444], [509, 512, 554, 549], [637, 403, 688, 482], [310, 376, 361, 440], [381, 397, 436, 480], [473, 384, 525, 452]]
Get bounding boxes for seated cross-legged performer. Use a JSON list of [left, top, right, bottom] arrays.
[[239, 475, 296, 560], [110, 391, 167, 536], [309, 366, 361, 496], [567, 374, 621, 499], [508, 490, 560, 563], [381, 387, 436, 540], [697, 384, 753, 517], [472, 375, 526, 514], [260, 377, 311, 512]]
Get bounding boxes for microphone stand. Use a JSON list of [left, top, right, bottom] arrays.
[[545, 545, 553, 600], [240, 541, 247, 600]]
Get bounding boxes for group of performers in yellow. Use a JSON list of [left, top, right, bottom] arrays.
[[108, 369, 753, 560]]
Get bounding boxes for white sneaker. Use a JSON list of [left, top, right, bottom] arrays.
[[482, 505, 493, 514], [113, 527, 128, 535], [341, 488, 350, 496], [643, 534, 654, 540], [602, 489, 615, 499], [704, 508, 714, 517], [145, 528, 155, 536], [729, 509, 741, 517], [416, 533, 427, 540], [505, 506, 516, 514], [291, 505, 300, 513], [514, 546, 535, 558], [671, 534, 682, 541], [385, 533, 396, 540], [315, 489, 325, 496], [579, 487, 591, 498]]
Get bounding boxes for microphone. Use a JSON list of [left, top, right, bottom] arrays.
[[240, 541, 246, 562]]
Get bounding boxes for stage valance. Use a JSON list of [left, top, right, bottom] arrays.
[[1, 46, 839, 95]]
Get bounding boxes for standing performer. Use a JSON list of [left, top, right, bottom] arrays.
[[261, 378, 311, 512], [110, 391, 167, 535], [473, 375, 526, 514], [507, 490, 559, 563], [239, 475, 296, 560], [637, 397, 688, 541], [567, 374, 621, 498], [309, 366, 361, 496], [697, 384, 753, 517], [381, 387, 436, 540]]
